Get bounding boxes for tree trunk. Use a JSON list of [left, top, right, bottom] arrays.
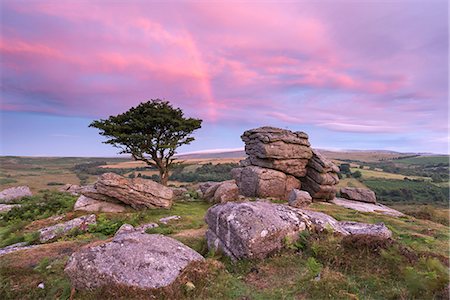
[[159, 168, 169, 186]]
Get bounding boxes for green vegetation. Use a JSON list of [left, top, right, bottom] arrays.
[[170, 163, 239, 182], [364, 179, 448, 204], [1, 192, 77, 223]]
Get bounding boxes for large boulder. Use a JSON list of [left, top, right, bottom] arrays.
[[288, 189, 312, 208], [95, 173, 173, 209], [205, 201, 308, 259], [74, 195, 127, 213], [232, 166, 300, 199], [39, 214, 96, 243], [0, 186, 32, 203], [300, 150, 339, 201], [205, 201, 392, 260], [64, 229, 204, 290], [80, 185, 120, 203], [241, 127, 313, 177], [340, 187, 377, 204]]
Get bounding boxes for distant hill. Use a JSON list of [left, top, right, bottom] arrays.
[[176, 149, 427, 163], [176, 150, 246, 160]]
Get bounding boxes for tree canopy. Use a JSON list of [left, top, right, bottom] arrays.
[[89, 100, 202, 185]]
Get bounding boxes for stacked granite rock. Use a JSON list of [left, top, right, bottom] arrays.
[[232, 127, 339, 201], [301, 150, 340, 201]]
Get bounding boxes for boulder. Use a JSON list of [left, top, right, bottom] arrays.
[[340, 187, 377, 204], [205, 201, 308, 259], [171, 187, 188, 200], [95, 173, 173, 209], [203, 182, 222, 200], [232, 166, 300, 199], [338, 221, 392, 239], [288, 189, 312, 208], [0, 186, 32, 203], [80, 185, 121, 203], [296, 209, 348, 235], [0, 204, 21, 213], [241, 127, 312, 159], [205, 201, 393, 260], [74, 195, 127, 213], [64, 230, 204, 290], [39, 214, 96, 243], [212, 180, 239, 204], [330, 198, 405, 217], [199, 182, 218, 194]]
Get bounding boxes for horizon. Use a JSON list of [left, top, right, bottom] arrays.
[[0, 146, 447, 159], [1, 1, 448, 156]]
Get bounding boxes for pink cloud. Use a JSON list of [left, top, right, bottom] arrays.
[[1, 0, 447, 139]]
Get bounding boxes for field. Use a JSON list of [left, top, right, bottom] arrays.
[[0, 151, 449, 299]]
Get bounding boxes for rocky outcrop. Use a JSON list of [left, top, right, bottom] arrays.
[[300, 150, 339, 201], [64, 229, 204, 290], [74, 195, 127, 213], [0, 186, 32, 203], [288, 189, 312, 208], [241, 127, 312, 177], [94, 173, 173, 209], [39, 214, 96, 243], [205, 201, 308, 260], [331, 198, 405, 217], [232, 166, 300, 199], [205, 201, 392, 260], [202, 180, 239, 204], [233, 127, 339, 202], [340, 187, 377, 204]]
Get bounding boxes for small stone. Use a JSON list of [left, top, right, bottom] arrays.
[[38, 283, 45, 289], [185, 281, 196, 291], [159, 215, 181, 224]]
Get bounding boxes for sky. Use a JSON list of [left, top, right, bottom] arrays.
[[0, 0, 448, 156]]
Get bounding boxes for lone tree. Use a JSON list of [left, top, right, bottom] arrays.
[[90, 100, 202, 185]]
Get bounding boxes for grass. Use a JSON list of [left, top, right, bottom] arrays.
[[0, 194, 448, 299]]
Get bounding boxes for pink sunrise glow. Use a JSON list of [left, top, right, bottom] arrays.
[[0, 0, 448, 155]]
